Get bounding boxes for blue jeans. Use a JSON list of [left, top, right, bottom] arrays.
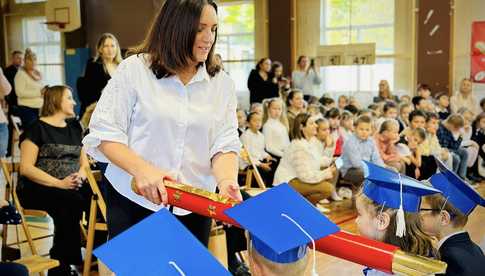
[[451, 148, 469, 179], [0, 123, 8, 157]]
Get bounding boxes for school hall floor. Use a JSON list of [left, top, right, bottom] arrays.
[[3, 182, 485, 275]]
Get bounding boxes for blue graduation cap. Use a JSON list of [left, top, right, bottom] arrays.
[[363, 161, 441, 237], [429, 157, 485, 215], [93, 208, 230, 276], [224, 183, 340, 265], [362, 161, 441, 213]]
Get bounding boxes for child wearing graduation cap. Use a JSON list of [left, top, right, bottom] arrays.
[[226, 184, 341, 276], [420, 158, 485, 276], [355, 161, 439, 275]]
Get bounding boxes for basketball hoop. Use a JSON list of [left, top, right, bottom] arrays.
[[43, 21, 67, 29]]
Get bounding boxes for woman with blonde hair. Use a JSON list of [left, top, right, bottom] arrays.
[[262, 98, 290, 175], [373, 79, 398, 103], [14, 48, 43, 127], [80, 33, 122, 116]]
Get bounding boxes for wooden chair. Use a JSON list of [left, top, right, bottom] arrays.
[[14, 255, 59, 274], [82, 165, 109, 276], [240, 147, 266, 189], [1, 159, 58, 275]]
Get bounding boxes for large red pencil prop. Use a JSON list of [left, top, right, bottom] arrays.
[[133, 181, 446, 275]]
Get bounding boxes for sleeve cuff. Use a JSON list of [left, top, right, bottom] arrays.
[[82, 127, 128, 163]]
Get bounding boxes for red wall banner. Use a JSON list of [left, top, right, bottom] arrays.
[[471, 21, 485, 83]]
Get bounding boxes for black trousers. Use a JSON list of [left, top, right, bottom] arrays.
[[17, 179, 90, 275], [105, 180, 212, 246]]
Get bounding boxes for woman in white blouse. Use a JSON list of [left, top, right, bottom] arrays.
[[83, 0, 241, 245], [15, 48, 43, 127], [274, 113, 336, 207]]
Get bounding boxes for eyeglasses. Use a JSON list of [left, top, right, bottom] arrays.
[[419, 208, 441, 212]]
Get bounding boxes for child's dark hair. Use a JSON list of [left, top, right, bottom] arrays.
[[247, 112, 260, 123], [319, 96, 335, 106], [408, 110, 427, 122], [368, 103, 379, 111], [435, 92, 449, 101], [286, 89, 303, 107], [354, 115, 372, 127], [423, 194, 468, 228], [383, 101, 398, 114], [344, 104, 359, 115], [480, 98, 485, 108], [425, 112, 439, 122], [412, 96, 424, 108], [325, 107, 340, 119], [417, 83, 430, 92]]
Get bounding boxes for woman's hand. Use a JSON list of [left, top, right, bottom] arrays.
[[218, 179, 242, 202], [133, 163, 171, 205], [55, 174, 81, 190]]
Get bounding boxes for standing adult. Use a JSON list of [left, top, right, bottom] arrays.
[[14, 48, 43, 127], [291, 55, 322, 99], [79, 33, 122, 117], [247, 58, 279, 104], [0, 68, 12, 157], [83, 0, 242, 248], [3, 50, 23, 157]]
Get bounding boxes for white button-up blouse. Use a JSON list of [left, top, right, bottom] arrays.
[[82, 55, 240, 215]]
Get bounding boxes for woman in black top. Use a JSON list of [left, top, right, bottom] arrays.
[[18, 85, 90, 276], [79, 33, 122, 117], [247, 58, 279, 104]]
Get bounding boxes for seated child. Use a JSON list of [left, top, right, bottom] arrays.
[[374, 119, 403, 173], [356, 162, 439, 276], [435, 93, 450, 121], [421, 159, 485, 276], [340, 115, 384, 187], [240, 112, 276, 186], [437, 114, 469, 180]]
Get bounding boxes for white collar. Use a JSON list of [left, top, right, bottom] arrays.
[[437, 230, 467, 249]]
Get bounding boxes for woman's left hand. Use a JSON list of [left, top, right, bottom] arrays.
[[73, 170, 87, 184], [218, 179, 242, 202]]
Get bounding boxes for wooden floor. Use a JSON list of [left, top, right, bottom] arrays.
[[2, 179, 485, 275]]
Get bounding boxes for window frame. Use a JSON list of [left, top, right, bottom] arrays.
[[21, 16, 65, 85], [319, 0, 396, 95]]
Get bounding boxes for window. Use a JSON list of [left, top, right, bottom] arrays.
[[22, 17, 64, 85], [215, 1, 255, 94], [320, 0, 395, 99], [15, 0, 45, 3]]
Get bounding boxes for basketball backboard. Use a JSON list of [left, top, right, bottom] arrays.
[[45, 0, 81, 32]]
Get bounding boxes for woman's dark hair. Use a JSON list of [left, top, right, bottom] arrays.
[[255, 58, 270, 71], [129, 0, 220, 79], [292, 113, 312, 140], [297, 55, 307, 65]]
